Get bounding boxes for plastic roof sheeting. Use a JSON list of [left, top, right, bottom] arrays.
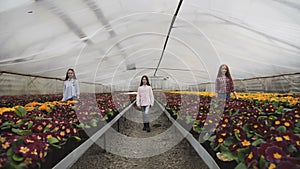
[[0, 0, 299, 86]]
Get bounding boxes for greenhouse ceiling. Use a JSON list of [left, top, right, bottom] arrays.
[[0, 0, 299, 86]]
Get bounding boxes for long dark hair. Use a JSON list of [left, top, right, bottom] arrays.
[[217, 64, 232, 81], [65, 68, 77, 80], [139, 75, 151, 86]]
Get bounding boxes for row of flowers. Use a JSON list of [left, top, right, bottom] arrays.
[[165, 91, 300, 107], [0, 93, 133, 169], [156, 91, 300, 169]]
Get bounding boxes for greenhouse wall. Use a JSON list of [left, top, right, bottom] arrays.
[[189, 73, 300, 93], [0, 72, 111, 96], [1, 72, 299, 96]]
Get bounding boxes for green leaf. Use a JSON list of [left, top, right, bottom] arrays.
[[253, 132, 264, 139], [1, 125, 12, 130], [15, 162, 27, 169], [237, 148, 250, 163], [287, 144, 297, 153], [50, 144, 62, 149], [73, 123, 84, 129], [208, 135, 216, 142], [295, 122, 300, 128], [252, 138, 265, 146], [257, 116, 267, 121], [36, 162, 41, 169], [192, 126, 202, 134], [6, 137, 24, 168], [12, 154, 24, 162], [27, 121, 33, 129], [234, 131, 241, 141], [73, 136, 81, 141], [11, 128, 31, 135], [186, 115, 193, 123], [47, 137, 59, 144], [14, 106, 27, 117], [268, 115, 277, 121], [242, 123, 250, 133], [0, 121, 13, 128], [294, 127, 300, 133], [105, 110, 114, 115], [234, 162, 248, 169], [259, 156, 266, 169], [43, 126, 51, 133], [277, 126, 286, 133], [223, 138, 234, 147], [220, 144, 229, 152]]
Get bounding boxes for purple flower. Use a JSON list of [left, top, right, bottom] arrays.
[[265, 145, 286, 162]]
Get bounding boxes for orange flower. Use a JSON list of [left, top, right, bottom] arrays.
[[38, 104, 50, 112]]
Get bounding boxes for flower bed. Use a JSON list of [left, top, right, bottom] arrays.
[[0, 93, 132, 169], [158, 91, 300, 169]]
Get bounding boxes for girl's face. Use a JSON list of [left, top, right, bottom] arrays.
[[68, 70, 74, 79], [142, 77, 147, 85], [221, 65, 227, 75]]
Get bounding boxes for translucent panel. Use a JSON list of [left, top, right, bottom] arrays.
[[0, 0, 299, 92]]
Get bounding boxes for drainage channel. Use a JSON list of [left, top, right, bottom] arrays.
[[54, 101, 218, 169]]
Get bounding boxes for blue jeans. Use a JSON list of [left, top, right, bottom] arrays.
[[218, 93, 230, 99], [141, 106, 150, 123]]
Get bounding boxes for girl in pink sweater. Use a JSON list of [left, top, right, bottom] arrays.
[[136, 75, 154, 132]]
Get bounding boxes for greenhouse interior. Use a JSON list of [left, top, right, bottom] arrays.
[[0, 0, 299, 169]]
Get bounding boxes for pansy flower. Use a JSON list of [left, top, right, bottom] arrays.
[[265, 145, 286, 162]]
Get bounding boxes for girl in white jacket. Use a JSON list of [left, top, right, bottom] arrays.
[[136, 75, 154, 132], [62, 68, 80, 101]]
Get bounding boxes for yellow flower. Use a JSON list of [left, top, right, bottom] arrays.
[[275, 137, 283, 141], [247, 152, 253, 160], [273, 153, 282, 159], [20, 146, 30, 154], [0, 107, 15, 115], [60, 131, 66, 136], [0, 137, 5, 143], [31, 149, 38, 155], [268, 163, 276, 169], [241, 140, 251, 147], [2, 142, 10, 149], [275, 121, 280, 125], [283, 135, 290, 141], [24, 158, 32, 165], [39, 152, 44, 158], [284, 122, 290, 127]]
